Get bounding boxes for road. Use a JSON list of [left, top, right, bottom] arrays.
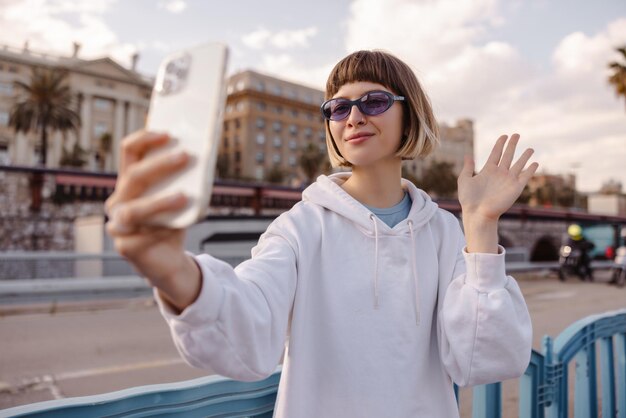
[[1, 270, 624, 415]]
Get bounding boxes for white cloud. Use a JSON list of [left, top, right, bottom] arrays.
[[158, 0, 187, 14], [0, 0, 138, 68], [257, 53, 333, 90], [341, 0, 626, 192], [242, 28, 272, 50], [242, 26, 318, 50]]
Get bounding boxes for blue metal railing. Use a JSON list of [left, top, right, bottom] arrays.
[[2, 309, 625, 418]]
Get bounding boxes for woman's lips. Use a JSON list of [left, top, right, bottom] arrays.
[[345, 133, 373, 144]]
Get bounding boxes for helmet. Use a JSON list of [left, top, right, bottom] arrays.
[[568, 224, 583, 241]]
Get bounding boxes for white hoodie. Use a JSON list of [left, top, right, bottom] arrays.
[[156, 173, 532, 418]]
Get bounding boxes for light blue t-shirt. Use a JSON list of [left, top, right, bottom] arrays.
[[364, 192, 412, 228]]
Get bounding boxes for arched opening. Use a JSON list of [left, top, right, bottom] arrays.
[[530, 236, 559, 261], [498, 234, 514, 248]]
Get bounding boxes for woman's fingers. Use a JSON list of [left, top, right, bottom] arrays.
[[107, 192, 188, 236], [484, 135, 508, 168], [498, 133, 520, 169], [119, 130, 172, 175], [519, 162, 540, 184], [510, 148, 535, 177], [458, 155, 475, 180], [111, 228, 182, 260]]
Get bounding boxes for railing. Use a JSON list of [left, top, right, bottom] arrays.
[[1, 309, 624, 418]]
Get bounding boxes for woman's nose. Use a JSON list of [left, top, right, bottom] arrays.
[[346, 104, 366, 126]]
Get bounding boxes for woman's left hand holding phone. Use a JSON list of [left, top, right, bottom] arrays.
[[105, 130, 202, 312]]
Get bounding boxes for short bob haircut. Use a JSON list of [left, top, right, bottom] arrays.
[[324, 50, 439, 168]]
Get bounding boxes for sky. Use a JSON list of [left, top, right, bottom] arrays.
[[0, 0, 625, 192]]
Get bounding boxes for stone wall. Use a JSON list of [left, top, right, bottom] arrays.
[[0, 171, 104, 251]]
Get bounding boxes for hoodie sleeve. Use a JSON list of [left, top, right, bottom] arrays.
[[154, 228, 298, 382], [437, 229, 532, 387]]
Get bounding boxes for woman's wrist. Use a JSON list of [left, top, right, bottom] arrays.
[[158, 253, 203, 313], [462, 213, 499, 254]]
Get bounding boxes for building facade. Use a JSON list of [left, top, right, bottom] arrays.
[[403, 119, 474, 180], [0, 43, 152, 171], [219, 70, 327, 185], [1, 46, 473, 185]]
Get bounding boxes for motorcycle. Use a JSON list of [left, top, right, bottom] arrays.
[[610, 245, 626, 287], [558, 244, 593, 281]]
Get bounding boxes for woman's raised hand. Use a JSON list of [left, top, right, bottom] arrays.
[[105, 130, 201, 309], [457, 134, 539, 223]]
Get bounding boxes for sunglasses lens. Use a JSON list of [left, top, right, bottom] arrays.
[[321, 91, 398, 121], [324, 99, 351, 121], [361, 92, 392, 116]]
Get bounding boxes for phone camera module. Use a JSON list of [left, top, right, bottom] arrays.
[[156, 53, 191, 96]]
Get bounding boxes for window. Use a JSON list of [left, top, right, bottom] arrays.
[[319, 130, 326, 140], [289, 124, 298, 135], [273, 154, 281, 163], [256, 152, 265, 163], [235, 119, 241, 129], [256, 81, 265, 92], [318, 143, 326, 152], [227, 85, 234, 94], [0, 110, 9, 126], [305, 112, 313, 121], [234, 135, 240, 145], [223, 121, 229, 131], [256, 117, 265, 128], [256, 133, 266, 145], [290, 109, 298, 118], [272, 85, 282, 96], [235, 151, 241, 162], [223, 137, 229, 147], [236, 102, 245, 111], [236, 81, 245, 91], [94, 98, 112, 111], [288, 155, 297, 166], [273, 136, 282, 147], [273, 121, 282, 132], [8, 65, 19, 73], [257, 101, 267, 111], [289, 140, 297, 150], [304, 127, 312, 137], [303, 93, 313, 104], [0, 147, 8, 165], [0, 82, 13, 96], [226, 105, 233, 113], [255, 167, 264, 180], [94, 122, 108, 137]]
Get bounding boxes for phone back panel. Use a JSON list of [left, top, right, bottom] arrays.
[[144, 43, 228, 228]]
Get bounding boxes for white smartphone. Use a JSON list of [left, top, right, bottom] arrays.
[[143, 42, 229, 228]]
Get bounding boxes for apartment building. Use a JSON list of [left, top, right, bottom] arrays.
[[219, 70, 327, 184]]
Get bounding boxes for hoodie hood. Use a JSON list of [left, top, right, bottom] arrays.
[[302, 172, 439, 234]]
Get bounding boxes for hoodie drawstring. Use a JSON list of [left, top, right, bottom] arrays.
[[370, 215, 419, 324], [408, 220, 420, 325], [369, 214, 380, 308]]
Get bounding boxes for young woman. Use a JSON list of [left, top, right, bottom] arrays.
[[106, 50, 537, 417]]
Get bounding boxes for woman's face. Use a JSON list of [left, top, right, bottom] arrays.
[[328, 81, 404, 168]]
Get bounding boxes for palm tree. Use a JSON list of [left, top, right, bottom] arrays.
[[9, 67, 80, 166], [299, 142, 327, 185], [608, 46, 626, 110]]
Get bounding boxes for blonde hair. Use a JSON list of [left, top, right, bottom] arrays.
[[324, 50, 439, 167]]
